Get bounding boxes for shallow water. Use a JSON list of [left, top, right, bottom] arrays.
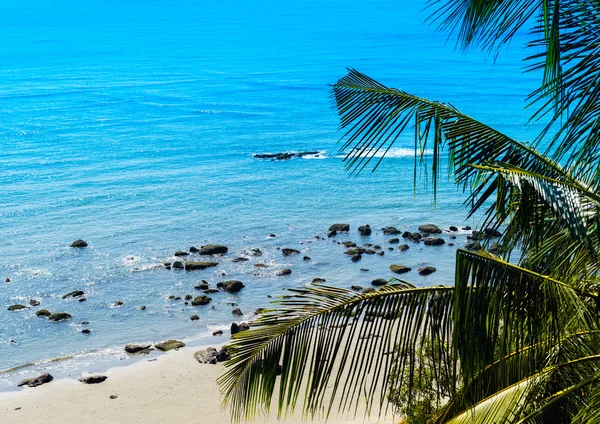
[[0, 0, 542, 389]]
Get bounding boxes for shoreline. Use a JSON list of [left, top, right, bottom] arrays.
[[0, 343, 397, 424]]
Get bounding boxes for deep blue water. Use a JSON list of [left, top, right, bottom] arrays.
[[0, 0, 543, 389]]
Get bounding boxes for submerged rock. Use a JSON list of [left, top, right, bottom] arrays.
[[383, 227, 401, 235], [174, 251, 189, 257], [191, 296, 212, 306], [351, 285, 363, 291], [329, 223, 350, 233], [29, 299, 40, 307], [312, 278, 326, 283], [62, 290, 84, 299], [36, 309, 51, 317], [184, 261, 219, 271], [350, 254, 362, 262], [282, 248, 300, 256], [195, 281, 209, 290], [70, 239, 88, 248], [79, 375, 107, 385], [217, 280, 245, 293], [7, 304, 28, 311], [18, 373, 53, 388], [197, 244, 228, 255], [277, 268, 292, 276], [48, 312, 72, 322], [389, 264, 411, 274], [418, 266, 437, 276], [232, 257, 249, 262], [155, 340, 185, 351]]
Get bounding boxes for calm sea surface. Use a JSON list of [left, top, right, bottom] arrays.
[[0, 0, 543, 389]]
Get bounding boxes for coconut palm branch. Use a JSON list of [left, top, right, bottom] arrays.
[[219, 250, 597, 422]]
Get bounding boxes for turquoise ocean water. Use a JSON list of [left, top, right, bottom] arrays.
[[0, 0, 543, 389]]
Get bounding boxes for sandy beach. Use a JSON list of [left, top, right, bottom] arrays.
[[0, 345, 397, 424]]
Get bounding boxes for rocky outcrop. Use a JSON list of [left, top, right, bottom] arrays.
[[195, 281, 209, 290], [398, 244, 409, 252], [418, 266, 436, 276], [191, 296, 212, 306], [184, 261, 219, 271], [7, 304, 28, 311], [197, 244, 228, 255], [383, 227, 401, 235], [329, 224, 350, 233], [36, 309, 51, 317], [388, 238, 400, 244], [155, 340, 185, 351], [232, 308, 243, 316], [231, 322, 250, 335], [18, 373, 53, 388], [190, 315, 200, 321], [282, 248, 300, 256], [79, 375, 107, 384], [277, 268, 292, 276], [418, 224, 442, 234], [371, 278, 388, 286], [423, 237, 445, 246], [125, 344, 153, 354], [70, 239, 88, 248], [217, 280, 245, 293], [48, 312, 72, 321], [390, 264, 411, 274], [345, 247, 365, 255], [358, 225, 372, 236], [62, 290, 84, 299], [449, 226, 458, 231]]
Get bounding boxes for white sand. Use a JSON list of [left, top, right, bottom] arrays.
[[0, 346, 398, 424]]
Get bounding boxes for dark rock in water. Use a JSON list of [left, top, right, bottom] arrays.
[[418, 224, 442, 234], [5, 277, 11, 282], [195, 281, 209, 290], [350, 254, 362, 262], [465, 241, 482, 251], [469, 231, 484, 241], [231, 322, 250, 335], [253, 151, 321, 161], [360, 268, 369, 272], [172, 261, 184, 269], [329, 223, 350, 233], [81, 329, 91, 335], [114, 301, 124, 307], [195, 348, 218, 364], [79, 375, 107, 385], [8, 304, 28, 311], [362, 287, 376, 294], [388, 238, 400, 244], [78, 298, 86, 302], [29, 299, 40, 307], [383, 227, 401, 235], [48, 312, 72, 321], [204, 289, 219, 294], [191, 296, 212, 306], [140, 305, 147, 311], [377, 251, 384, 256], [341, 241, 357, 247], [174, 251, 189, 257], [269, 233, 277, 238], [251, 248, 263, 256], [185, 261, 219, 271], [490, 242, 503, 253], [424, 237, 445, 246], [70, 239, 88, 248], [277, 268, 292, 276], [303, 256, 311, 261], [217, 280, 245, 293], [197, 244, 228, 255], [18, 373, 53, 388], [402, 231, 412, 238], [328, 230, 337, 237], [312, 278, 326, 283], [463, 226, 472, 230], [408, 232, 422, 242], [232, 257, 249, 263], [484, 228, 502, 237], [351, 285, 363, 291], [185, 294, 193, 300], [232, 308, 243, 316], [398, 244, 409, 252], [36, 309, 51, 317], [190, 315, 200, 321], [448, 243, 455, 246], [364, 249, 376, 255], [449, 226, 458, 231], [418, 266, 436, 276], [212, 330, 223, 336], [449, 235, 457, 239], [282, 248, 300, 256], [371, 278, 388, 286], [155, 340, 185, 351], [189, 246, 199, 253], [125, 344, 152, 354], [62, 290, 84, 299], [358, 225, 372, 236], [390, 264, 411, 274], [345, 248, 365, 255], [373, 245, 381, 250]]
